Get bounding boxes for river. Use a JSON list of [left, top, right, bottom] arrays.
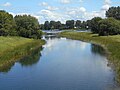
[[0, 32, 117, 90]]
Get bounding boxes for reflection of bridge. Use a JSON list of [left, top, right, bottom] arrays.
[[42, 30, 61, 40]]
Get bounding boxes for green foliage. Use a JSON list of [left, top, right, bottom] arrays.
[[44, 21, 50, 30], [55, 21, 62, 29], [40, 24, 44, 30], [106, 6, 120, 20], [89, 6, 120, 36], [0, 10, 17, 36], [59, 24, 67, 30], [42, 21, 65, 30], [19, 47, 43, 67], [50, 21, 56, 29], [0, 10, 43, 39], [66, 20, 74, 29], [99, 18, 120, 36], [41, 20, 89, 30], [75, 20, 81, 28], [81, 21, 87, 29], [49, 21, 62, 30], [0, 36, 45, 72], [89, 17, 102, 33], [14, 15, 42, 39]]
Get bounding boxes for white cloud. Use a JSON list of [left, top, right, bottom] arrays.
[[43, 39, 58, 52], [84, 11, 103, 20], [79, 7, 86, 12], [2, 2, 11, 7], [69, 41, 88, 50], [37, 0, 112, 23], [39, 2, 58, 11], [101, 4, 110, 10], [60, 0, 71, 4], [65, 7, 86, 20], [38, 9, 71, 23], [104, 0, 111, 4], [101, 0, 111, 11], [79, 0, 111, 20], [9, 0, 112, 24], [39, 2, 48, 6], [47, 6, 58, 11]]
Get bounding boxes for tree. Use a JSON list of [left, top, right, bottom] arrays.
[[50, 21, 56, 29], [99, 18, 120, 36], [75, 20, 81, 28], [0, 10, 17, 36], [86, 20, 91, 29], [106, 6, 120, 20], [59, 24, 66, 30], [90, 17, 102, 33], [55, 21, 62, 29], [40, 24, 44, 30], [81, 21, 87, 29], [44, 21, 62, 30], [44, 21, 50, 30], [66, 20, 75, 29], [41, 21, 62, 30], [14, 15, 42, 39]]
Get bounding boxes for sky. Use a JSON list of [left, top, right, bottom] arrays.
[[0, 0, 119, 24]]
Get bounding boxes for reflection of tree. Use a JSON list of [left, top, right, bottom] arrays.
[[0, 47, 43, 73], [91, 44, 106, 56], [0, 61, 15, 73], [43, 32, 60, 40], [19, 47, 43, 67]]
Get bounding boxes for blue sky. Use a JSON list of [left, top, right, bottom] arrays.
[[0, 0, 119, 23]]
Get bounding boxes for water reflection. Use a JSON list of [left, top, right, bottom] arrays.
[[0, 61, 15, 73], [0, 47, 43, 73], [0, 31, 116, 90], [19, 47, 43, 67], [91, 44, 106, 56], [43, 35, 60, 40]]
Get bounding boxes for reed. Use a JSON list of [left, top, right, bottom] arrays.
[[0, 36, 45, 70]]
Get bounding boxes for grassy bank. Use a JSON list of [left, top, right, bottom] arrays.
[[60, 31, 120, 83], [0, 36, 45, 69]]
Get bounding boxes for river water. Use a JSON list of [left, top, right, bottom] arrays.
[[0, 33, 117, 90]]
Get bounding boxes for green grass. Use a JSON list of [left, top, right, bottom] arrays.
[[60, 31, 120, 83], [0, 36, 45, 69]]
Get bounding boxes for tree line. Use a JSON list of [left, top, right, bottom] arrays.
[[40, 6, 120, 36], [0, 6, 120, 37], [40, 20, 88, 30], [88, 6, 120, 36], [0, 10, 42, 39]]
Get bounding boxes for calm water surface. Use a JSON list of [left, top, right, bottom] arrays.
[[0, 35, 116, 90]]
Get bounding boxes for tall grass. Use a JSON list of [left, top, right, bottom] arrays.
[[60, 31, 120, 83], [0, 36, 45, 70]]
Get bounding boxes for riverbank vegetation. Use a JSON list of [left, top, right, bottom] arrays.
[[0, 36, 45, 72]]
